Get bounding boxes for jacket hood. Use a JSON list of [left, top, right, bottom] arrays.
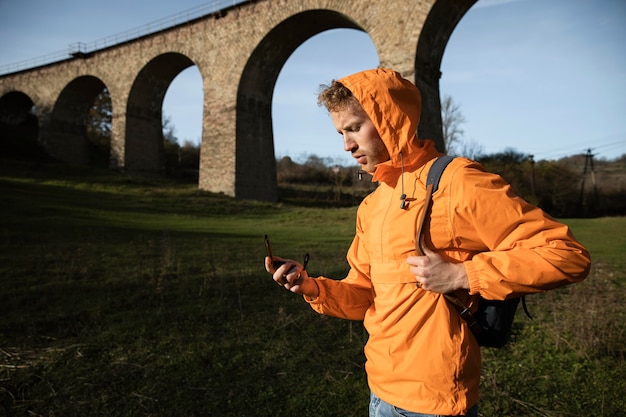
[[338, 68, 439, 184]]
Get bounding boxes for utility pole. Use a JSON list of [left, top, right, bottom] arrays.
[[579, 148, 597, 213]]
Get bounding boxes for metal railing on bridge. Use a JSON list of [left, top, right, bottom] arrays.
[[0, 0, 248, 76]]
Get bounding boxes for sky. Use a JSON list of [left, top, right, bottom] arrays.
[[1, 0, 624, 165]]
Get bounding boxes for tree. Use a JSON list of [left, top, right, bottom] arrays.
[[163, 114, 181, 173], [87, 88, 112, 138], [86, 88, 112, 167], [162, 115, 200, 181], [162, 114, 178, 146], [457, 139, 484, 160], [441, 95, 466, 156]]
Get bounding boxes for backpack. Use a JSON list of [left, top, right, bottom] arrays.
[[415, 155, 531, 348]]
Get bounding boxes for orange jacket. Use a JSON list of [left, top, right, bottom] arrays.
[[306, 69, 590, 415]]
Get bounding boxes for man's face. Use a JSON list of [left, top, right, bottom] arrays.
[[331, 104, 390, 174]]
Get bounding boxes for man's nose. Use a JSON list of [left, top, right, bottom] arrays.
[[343, 136, 356, 152]]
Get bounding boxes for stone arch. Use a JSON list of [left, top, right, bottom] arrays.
[[124, 52, 196, 172], [0, 91, 40, 159], [46, 75, 108, 165], [236, 9, 366, 201]]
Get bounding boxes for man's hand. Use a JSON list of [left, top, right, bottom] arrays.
[[264, 256, 319, 299], [406, 246, 469, 293]]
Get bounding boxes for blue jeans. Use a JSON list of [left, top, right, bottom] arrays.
[[369, 391, 478, 417]]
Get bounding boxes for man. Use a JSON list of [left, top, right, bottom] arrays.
[[264, 68, 590, 417]]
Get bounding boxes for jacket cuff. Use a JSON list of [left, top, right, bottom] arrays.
[[463, 261, 481, 295], [303, 278, 325, 304]]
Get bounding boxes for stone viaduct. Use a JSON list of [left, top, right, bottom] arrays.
[[0, 0, 476, 201]]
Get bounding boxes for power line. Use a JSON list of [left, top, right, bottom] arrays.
[[530, 137, 626, 161]]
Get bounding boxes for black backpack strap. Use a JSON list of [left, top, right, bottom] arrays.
[[414, 155, 485, 335], [415, 155, 454, 257], [426, 154, 454, 193]]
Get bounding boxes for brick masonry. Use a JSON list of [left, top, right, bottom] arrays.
[[0, 0, 476, 200]]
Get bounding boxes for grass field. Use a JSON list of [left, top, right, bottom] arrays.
[[1, 161, 624, 416]]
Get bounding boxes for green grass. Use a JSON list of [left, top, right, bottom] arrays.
[[561, 217, 626, 272], [0, 161, 624, 416]]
